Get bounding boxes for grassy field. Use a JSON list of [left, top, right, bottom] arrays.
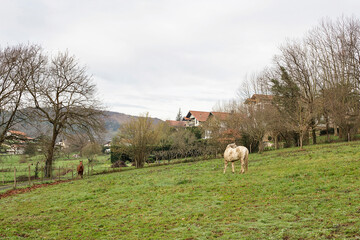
[[0, 154, 114, 184], [0, 141, 360, 239]]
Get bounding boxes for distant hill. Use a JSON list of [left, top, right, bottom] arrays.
[[12, 110, 163, 141], [102, 111, 163, 140]]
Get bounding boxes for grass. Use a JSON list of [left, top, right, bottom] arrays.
[[0, 154, 114, 184], [1, 141, 360, 239]]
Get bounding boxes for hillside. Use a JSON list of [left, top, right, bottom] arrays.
[[0, 141, 360, 239], [13, 110, 163, 141], [102, 111, 163, 140]]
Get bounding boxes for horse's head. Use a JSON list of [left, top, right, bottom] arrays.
[[227, 143, 237, 149]]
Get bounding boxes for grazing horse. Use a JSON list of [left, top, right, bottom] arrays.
[[223, 143, 249, 174], [77, 161, 84, 178]]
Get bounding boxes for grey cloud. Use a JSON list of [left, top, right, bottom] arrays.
[[1, 0, 360, 120]]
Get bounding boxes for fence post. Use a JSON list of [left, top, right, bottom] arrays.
[[14, 167, 16, 189], [41, 166, 44, 182], [88, 164, 90, 176], [28, 165, 31, 186]]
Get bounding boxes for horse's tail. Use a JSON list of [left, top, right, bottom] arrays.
[[244, 150, 249, 172]]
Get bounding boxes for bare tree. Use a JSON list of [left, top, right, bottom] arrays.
[[170, 128, 197, 158], [238, 103, 274, 153], [308, 16, 360, 141], [116, 113, 160, 168], [276, 38, 321, 144], [237, 70, 272, 101], [81, 142, 102, 163], [26, 52, 104, 177], [0, 44, 43, 145]]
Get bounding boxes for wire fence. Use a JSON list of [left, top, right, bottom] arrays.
[[0, 161, 121, 189]]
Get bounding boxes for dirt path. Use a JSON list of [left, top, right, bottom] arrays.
[[0, 180, 72, 199]]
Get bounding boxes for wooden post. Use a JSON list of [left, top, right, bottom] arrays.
[[14, 167, 16, 189], [88, 164, 90, 176], [41, 166, 44, 182], [28, 165, 31, 186]]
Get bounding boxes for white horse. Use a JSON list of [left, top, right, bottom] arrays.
[[223, 143, 249, 174]]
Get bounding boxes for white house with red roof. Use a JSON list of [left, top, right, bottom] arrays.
[[183, 110, 211, 127], [3, 130, 33, 154]]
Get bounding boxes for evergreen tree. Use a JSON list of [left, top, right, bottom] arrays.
[[271, 67, 311, 149], [176, 108, 183, 121]]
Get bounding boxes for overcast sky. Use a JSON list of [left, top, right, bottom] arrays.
[[1, 0, 359, 120]]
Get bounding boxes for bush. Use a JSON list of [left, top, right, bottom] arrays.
[[320, 128, 335, 136], [24, 143, 37, 156], [111, 160, 128, 168], [110, 145, 132, 163], [238, 133, 259, 153]]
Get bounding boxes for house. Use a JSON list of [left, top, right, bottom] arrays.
[[104, 141, 111, 148], [244, 94, 274, 105], [56, 139, 67, 149], [209, 112, 230, 121], [203, 112, 230, 139], [103, 141, 111, 154], [4, 130, 33, 154], [204, 112, 233, 139], [6, 130, 33, 141], [183, 111, 211, 127]]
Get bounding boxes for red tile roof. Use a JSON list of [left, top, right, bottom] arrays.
[[245, 94, 274, 104], [186, 111, 210, 122], [9, 130, 27, 136], [210, 112, 230, 121], [166, 120, 187, 127]]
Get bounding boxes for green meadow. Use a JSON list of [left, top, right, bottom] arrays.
[[1, 141, 360, 239], [0, 154, 113, 184]]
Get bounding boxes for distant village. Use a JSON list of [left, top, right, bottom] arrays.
[[0, 94, 274, 155], [3, 93, 337, 156]]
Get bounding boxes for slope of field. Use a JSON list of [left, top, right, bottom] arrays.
[[0, 141, 360, 239]]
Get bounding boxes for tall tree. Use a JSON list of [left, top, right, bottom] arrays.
[[276, 39, 321, 144], [0, 44, 43, 145], [307, 16, 360, 141], [271, 67, 312, 149], [26, 52, 104, 177]]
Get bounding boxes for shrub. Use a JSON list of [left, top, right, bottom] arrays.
[[111, 160, 128, 168], [110, 145, 132, 163]]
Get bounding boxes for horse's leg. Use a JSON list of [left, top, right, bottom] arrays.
[[223, 161, 228, 174], [231, 162, 235, 173], [240, 158, 245, 174]]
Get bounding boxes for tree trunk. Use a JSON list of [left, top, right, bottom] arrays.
[[45, 127, 59, 178], [258, 141, 264, 154], [312, 128, 317, 144], [334, 124, 338, 136], [299, 133, 303, 150], [326, 118, 330, 142]]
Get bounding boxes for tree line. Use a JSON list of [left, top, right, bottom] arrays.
[[213, 16, 360, 152], [112, 16, 360, 167], [0, 44, 104, 177]]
